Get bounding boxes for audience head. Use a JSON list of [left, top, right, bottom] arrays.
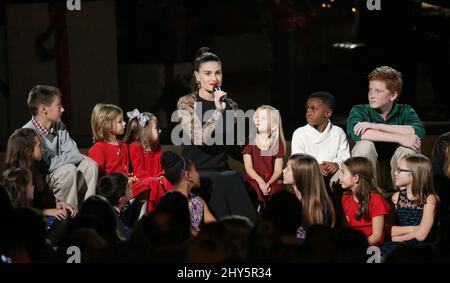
[[97, 173, 132, 209], [161, 151, 200, 189]]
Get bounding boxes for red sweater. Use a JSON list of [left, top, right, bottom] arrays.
[[88, 141, 130, 176]]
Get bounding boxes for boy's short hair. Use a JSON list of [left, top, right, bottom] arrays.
[[97, 173, 129, 206], [308, 91, 336, 111], [27, 85, 61, 116], [368, 66, 403, 96]]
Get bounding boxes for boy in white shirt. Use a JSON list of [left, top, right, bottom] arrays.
[[291, 91, 350, 188]]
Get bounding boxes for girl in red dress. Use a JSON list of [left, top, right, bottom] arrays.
[[124, 108, 173, 212], [242, 105, 286, 210], [88, 103, 139, 187]]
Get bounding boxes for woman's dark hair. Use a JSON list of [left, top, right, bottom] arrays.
[[97, 173, 129, 206], [191, 47, 221, 94], [161, 151, 193, 185]]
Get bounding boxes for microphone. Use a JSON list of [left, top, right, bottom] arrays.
[[212, 83, 227, 102]]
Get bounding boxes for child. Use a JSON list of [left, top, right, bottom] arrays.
[[88, 104, 151, 206], [4, 128, 77, 220], [340, 157, 389, 246], [2, 167, 76, 221], [23, 85, 98, 209], [243, 105, 286, 209], [161, 151, 216, 234], [88, 103, 129, 176], [291, 91, 350, 188], [381, 154, 439, 254], [282, 154, 336, 239], [124, 108, 173, 211], [432, 132, 450, 220], [97, 173, 134, 240], [346, 66, 425, 187]]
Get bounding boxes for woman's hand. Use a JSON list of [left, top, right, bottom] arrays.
[[56, 201, 78, 217], [213, 89, 227, 112]]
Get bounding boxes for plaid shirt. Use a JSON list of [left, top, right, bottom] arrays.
[[31, 116, 54, 137]]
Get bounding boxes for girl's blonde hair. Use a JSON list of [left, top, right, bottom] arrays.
[[124, 112, 159, 150], [289, 154, 336, 227], [343, 157, 385, 221], [402, 154, 439, 206], [255, 105, 286, 154], [91, 103, 123, 142]]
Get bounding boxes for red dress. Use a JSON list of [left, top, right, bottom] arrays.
[[342, 193, 389, 245], [88, 141, 148, 203], [242, 140, 285, 205], [129, 141, 173, 212]]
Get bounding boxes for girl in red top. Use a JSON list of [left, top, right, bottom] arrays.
[[243, 105, 286, 210], [88, 103, 138, 184], [340, 156, 389, 246], [124, 108, 173, 212]]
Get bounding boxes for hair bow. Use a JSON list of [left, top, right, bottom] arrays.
[[127, 108, 150, 127]]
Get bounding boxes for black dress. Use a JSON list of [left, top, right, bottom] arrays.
[[182, 96, 258, 223]]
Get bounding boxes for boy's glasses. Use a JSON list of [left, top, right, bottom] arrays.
[[397, 168, 412, 174]]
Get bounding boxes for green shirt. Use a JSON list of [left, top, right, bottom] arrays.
[[346, 103, 425, 142]]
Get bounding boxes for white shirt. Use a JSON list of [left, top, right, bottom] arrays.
[[291, 121, 350, 167]]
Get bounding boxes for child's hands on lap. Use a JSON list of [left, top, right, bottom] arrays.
[[258, 180, 269, 195], [322, 162, 339, 175], [43, 208, 68, 220], [128, 175, 139, 185], [56, 201, 77, 217], [319, 163, 329, 176]]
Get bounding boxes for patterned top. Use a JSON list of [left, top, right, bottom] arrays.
[[189, 193, 204, 232], [396, 189, 424, 226], [32, 116, 54, 136], [176, 93, 239, 146]]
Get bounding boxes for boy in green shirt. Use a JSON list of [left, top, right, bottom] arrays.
[[346, 66, 425, 187]]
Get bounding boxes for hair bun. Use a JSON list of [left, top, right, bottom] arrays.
[[196, 47, 212, 59]]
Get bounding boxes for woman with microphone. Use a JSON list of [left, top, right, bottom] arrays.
[[175, 47, 258, 223]]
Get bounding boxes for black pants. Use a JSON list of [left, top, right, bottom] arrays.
[[193, 170, 259, 224]]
